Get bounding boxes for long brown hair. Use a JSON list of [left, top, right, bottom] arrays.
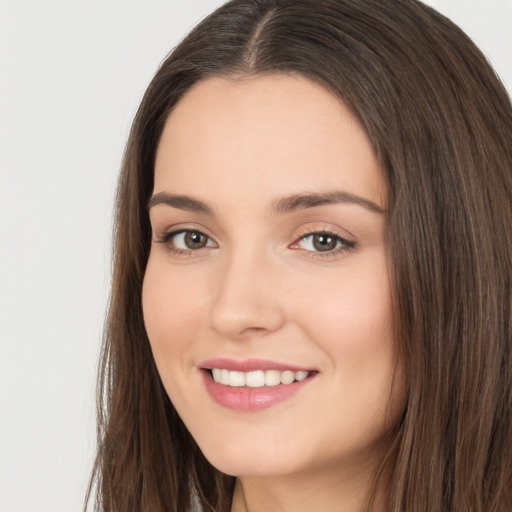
[[86, 1, 512, 510]]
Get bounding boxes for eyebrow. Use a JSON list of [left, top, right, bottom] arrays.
[[271, 190, 386, 215], [148, 192, 213, 214], [147, 190, 385, 215]]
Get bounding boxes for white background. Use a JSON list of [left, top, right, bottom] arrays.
[[0, 1, 510, 511]]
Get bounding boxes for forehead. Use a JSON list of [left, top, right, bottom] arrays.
[[154, 74, 385, 210]]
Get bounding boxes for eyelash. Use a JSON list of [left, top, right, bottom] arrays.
[[155, 228, 356, 259], [156, 230, 216, 257], [291, 230, 356, 259]]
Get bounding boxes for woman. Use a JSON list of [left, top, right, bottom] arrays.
[[86, 0, 512, 511]]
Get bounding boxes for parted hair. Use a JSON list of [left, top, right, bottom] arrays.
[[86, 1, 512, 511]]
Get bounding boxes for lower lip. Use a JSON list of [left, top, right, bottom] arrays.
[[202, 371, 314, 412]]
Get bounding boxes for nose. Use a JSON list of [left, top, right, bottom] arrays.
[[209, 249, 286, 340]]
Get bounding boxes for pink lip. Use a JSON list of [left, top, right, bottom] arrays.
[[199, 357, 313, 373], [199, 359, 317, 412]]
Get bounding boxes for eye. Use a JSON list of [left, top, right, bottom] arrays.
[[173, 230, 213, 250], [157, 229, 216, 252], [292, 231, 356, 255]]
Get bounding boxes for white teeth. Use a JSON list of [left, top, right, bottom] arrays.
[[295, 371, 309, 381], [220, 369, 230, 385], [264, 370, 281, 386], [246, 370, 265, 387], [210, 368, 311, 387], [230, 371, 246, 387], [280, 370, 294, 385]]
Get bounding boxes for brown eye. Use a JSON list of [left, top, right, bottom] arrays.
[[162, 230, 216, 251], [184, 231, 208, 249], [311, 233, 338, 252], [293, 231, 356, 256]]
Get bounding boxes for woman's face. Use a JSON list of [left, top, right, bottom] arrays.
[[143, 74, 404, 479]]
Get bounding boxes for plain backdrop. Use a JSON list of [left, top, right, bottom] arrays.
[[0, 1, 510, 511]]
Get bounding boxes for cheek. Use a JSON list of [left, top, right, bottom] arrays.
[[296, 255, 393, 354], [293, 256, 401, 417], [142, 258, 206, 372]]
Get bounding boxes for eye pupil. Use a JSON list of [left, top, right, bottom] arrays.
[[185, 231, 207, 249], [313, 233, 337, 252]]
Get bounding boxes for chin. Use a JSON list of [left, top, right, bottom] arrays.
[[192, 428, 303, 478], [191, 416, 400, 482], [203, 450, 299, 478]]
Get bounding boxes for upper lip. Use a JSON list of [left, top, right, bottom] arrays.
[[199, 358, 315, 373]]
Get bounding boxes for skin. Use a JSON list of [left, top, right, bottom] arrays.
[[143, 74, 405, 512]]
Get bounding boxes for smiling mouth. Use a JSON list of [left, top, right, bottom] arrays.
[[201, 364, 317, 411], [208, 369, 314, 388]]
